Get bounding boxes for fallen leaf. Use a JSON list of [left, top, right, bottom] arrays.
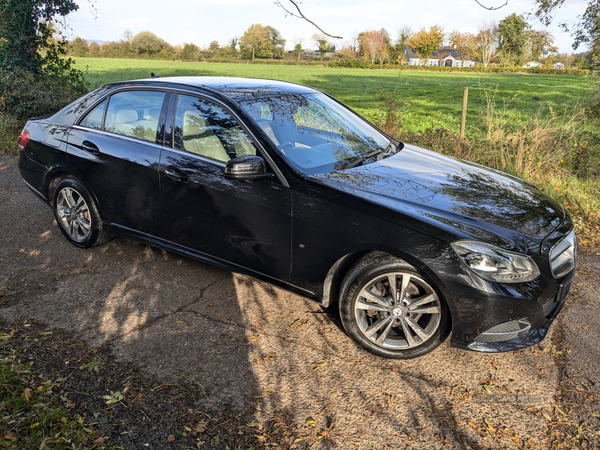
[[195, 422, 207, 433], [66, 401, 75, 409], [94, 437, 106, 445], [167, 435, 175, 442], [484, 418, 496, 433], [23, 388, 33, 401]]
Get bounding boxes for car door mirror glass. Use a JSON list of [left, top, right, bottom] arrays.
[[224, 155, 269, 180]]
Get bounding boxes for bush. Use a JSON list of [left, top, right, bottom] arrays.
[[330, 60, 373, 69], [0, 66, 88, 121]]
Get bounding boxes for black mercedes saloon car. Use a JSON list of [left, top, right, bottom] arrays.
[[18, 76, 577, 359]]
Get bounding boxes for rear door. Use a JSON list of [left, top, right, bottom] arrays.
[[157, 93, 292, 281], [66, 90, 168, 234]]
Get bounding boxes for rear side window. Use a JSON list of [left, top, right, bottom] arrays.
[[79, 99, 107, 130], [104, 91, 166, 143]]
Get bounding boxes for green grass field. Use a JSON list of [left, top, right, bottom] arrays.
[[74, 58, 596, 136]]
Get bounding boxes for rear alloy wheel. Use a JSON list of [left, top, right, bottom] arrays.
[[340, 253, 449, 359], [53, 177, 110, 248]]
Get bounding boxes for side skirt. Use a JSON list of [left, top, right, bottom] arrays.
[[104, 223, 321, 303]]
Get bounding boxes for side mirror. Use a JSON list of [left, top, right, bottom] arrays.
[[224, 155, 270, 180]]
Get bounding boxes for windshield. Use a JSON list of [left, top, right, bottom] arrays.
[[239, 93, 391, 175]]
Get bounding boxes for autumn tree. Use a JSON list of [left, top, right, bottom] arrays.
[[89, 41, 101, 57], [130, 31, 164, 55], [180, 43, 200, 61], [497, 13, 529, 66], [406, 26, 445, 65], [239, 24, 285, 60], [526, 30, 557, 61], [337, 45, 357, 60], [358, 30, 387, 65], [448, 31, 477, 64], [68, 36, 88, 57], [475, 22, 498, 67], [209, 40, 220, 52]]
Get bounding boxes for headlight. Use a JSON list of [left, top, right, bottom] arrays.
[[451, 241, 540, 283]]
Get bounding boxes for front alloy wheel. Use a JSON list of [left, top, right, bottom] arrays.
[[340, 253, 449, 359], [354, 272, 442, 350]]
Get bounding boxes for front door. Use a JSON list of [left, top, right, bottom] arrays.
[[158, 93, 292, 281]]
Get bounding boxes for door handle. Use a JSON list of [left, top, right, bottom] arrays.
[[82, 140, 100, 154], [164, 166, 189, 183]]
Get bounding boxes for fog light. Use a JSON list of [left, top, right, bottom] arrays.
[[474, 319, 531, 343]]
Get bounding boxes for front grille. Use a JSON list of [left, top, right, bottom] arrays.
[[474, 319, 531, 343], [550, 230, 577, 279]]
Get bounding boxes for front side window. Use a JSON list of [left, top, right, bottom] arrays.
[[173, 94, 256, 163], [240, 93, 391, 175], [104, 91, 166, 143]]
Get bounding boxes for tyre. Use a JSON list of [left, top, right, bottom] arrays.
[[52, 177, 110, 248], [339, 252, 450, 359]]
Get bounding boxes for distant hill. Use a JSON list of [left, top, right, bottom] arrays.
[[86, 40, 105, 45]]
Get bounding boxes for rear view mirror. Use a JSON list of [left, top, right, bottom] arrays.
[[224, 155, 270, 180]]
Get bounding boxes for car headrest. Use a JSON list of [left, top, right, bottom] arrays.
[[115, 108, 138, 124], [143, 107, 161, 121], [182, 111, 206, 136]]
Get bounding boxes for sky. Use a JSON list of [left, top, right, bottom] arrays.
[[64, 0, 590, 54]]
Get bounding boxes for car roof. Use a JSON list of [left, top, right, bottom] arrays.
[[123, 76, 319, 100]]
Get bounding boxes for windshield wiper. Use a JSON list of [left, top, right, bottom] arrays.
[[346, 142, 397, 169]]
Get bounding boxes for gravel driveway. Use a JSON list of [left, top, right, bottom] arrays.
[[1, 152, 598, 449]]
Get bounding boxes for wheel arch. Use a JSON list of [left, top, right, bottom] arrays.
[[44, 170, 103, 220], [321, 249, 455, 334]]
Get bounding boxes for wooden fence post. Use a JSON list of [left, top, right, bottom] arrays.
[[460, 86, 469, 139]]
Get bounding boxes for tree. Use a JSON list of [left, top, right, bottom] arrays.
[[394, 26, 413, 63], [448, 31, 477, 65], [475, 22, 498, 67], [228, 38, 238, 57], [497, 13, 529, 65], [180, 43, 199, 61], [69, 36, 88, 57], [89, 41, 101, 57], [265, 26, 286, 58], [209, 40, 220, 52], [358, 31, 386, 65], [0, 0, 79, 73], [312, 33, 332, 60], [130, 31, 164, 55], [531, 0, 599, 55], [406, 26, 445, 65], [526, 29, 557, 61], [239, 24, 285, 60], [239, 24, 270, 61], [555, 52, 575, 69], [292, 36, 303, 62]]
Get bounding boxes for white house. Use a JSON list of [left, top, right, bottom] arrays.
[[405, 46, 478, 68], [523, 61, 543, 68], [553, 62, 565, 70]]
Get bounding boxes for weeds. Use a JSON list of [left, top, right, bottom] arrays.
[[376, 76, 600, 248], [0, 331, 99, 449]]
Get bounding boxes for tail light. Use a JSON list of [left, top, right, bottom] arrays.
[[18, 129, 30, 151]]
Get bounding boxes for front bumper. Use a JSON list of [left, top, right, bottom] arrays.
[[426, 248, 575, 353], [452, 273, 573, 352]]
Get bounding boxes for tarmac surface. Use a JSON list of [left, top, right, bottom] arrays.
[[1, 152, 599, 449]]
